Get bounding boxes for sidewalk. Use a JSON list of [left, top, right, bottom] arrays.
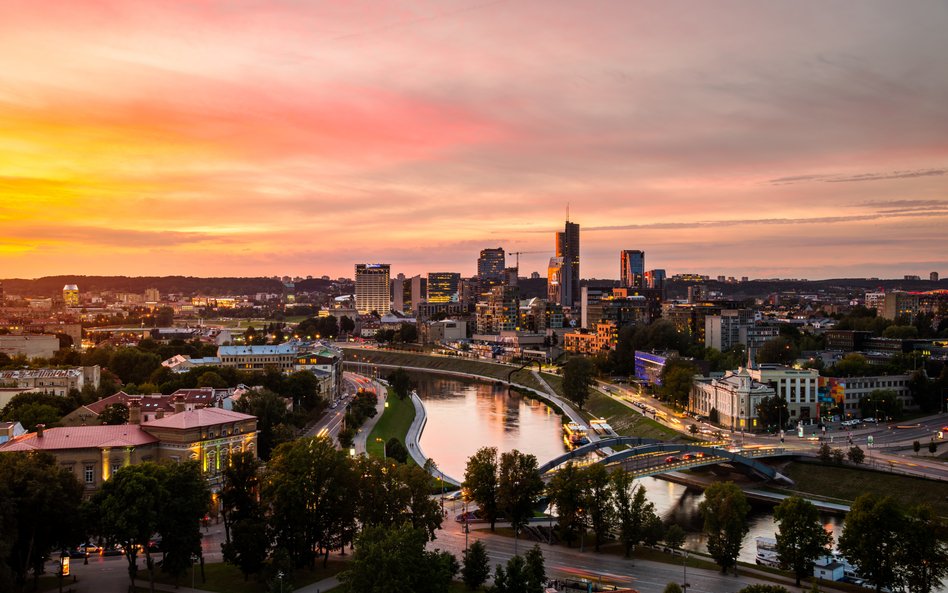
[[404, 391, 462, 486], [352, 378, 387, 455]]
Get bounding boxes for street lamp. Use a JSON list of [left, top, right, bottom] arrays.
[[276, 570, 285, 593], [376, 437, 386, 459]]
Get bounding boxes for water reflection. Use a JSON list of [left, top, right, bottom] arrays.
[[415, 374, 566, 481], [417, 375, 846, 564]]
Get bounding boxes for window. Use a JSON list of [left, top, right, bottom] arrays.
[[111, 463, 121, 477], [84, 465, 94, 484]]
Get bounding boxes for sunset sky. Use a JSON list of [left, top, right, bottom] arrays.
[[1, 1, 946, 280]]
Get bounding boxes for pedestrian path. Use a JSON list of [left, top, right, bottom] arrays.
[[406, 390, 462, 486], [352, 378, 387, 455]]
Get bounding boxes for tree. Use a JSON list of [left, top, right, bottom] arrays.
[[756, 395, 789, 430], [385, 437, 409, 463], [699, 481, 750, 574], [773, 496, 832, 586], [339, 524, 457, 593], [896, 504, 948, 593], [220, 452, 268, 580], [737, 586, 790, 593], [196, 370, 227, 388], [663, 584, 683, 593], [99, 403, 129, 425], [883, 325, 919, 339], [463, 447, 500, 531], [0, 452, 84, 593], [524, 545, 546, 593], [396, 462, 444, 541], [930, 440, 939, 456], [264, 436, 357, 568], [388, 368, 413, 400], [830, 353, 872, 377], [563, 357, 596, 409], [859, 389, 902, 421], [659, 359, 699, 409], [847, 446, 865, 464], [664, 524, 686, 550], [158, 462, 210, 584], [461, 541, 490, 590], [818, 443, 833, 463], [708, 408, 720, 424], [838, 494, 903, 592], [612, 470, 657, 557], [831, 448, 845, 465], [581, 463, 613, 552], [546, 462, 585, 547], [498, 450, 544, 552], [90, 463, 165, 591], [340, 315, 355, 335], [490, 555, 527, 593], [756, 337, 798, 365], [914, 440, 922, 456], [233, 389, 291, 460]]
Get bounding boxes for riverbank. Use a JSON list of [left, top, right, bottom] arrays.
[[365, 387, 415, 460]]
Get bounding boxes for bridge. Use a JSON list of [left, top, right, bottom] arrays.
[[540, 438, 794, 484]]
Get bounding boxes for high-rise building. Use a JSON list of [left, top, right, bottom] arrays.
[[144, 288, 160, 303], [393, 273, 423, 314], [63, 284, 80, 307], [882, 291, 919, 321], [645, 269, 666, 292], [477, 248, 506, 298], [427, 272, 460, 303], [355, 264, 391, 315], [547, 257, 564, 305], [488, 285, 520, 332], [620, 250, 645, 289], [932, 271, 940, 282], [555, 220, 580, 307]]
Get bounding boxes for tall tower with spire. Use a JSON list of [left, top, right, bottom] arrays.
[[555, 214, 580, 308]]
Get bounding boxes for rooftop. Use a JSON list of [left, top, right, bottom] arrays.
[[142, 407, 255, 430], [218, 343, 299, 356], [0, 424, 158, 452]]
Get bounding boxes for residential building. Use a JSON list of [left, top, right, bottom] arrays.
[[620, 250, 645, 289], [63, 284, 80, 307], [0, 366, 100, 403], [883, 291, 919, 321], [0, 406, 258, 497], [218, 343, 302, 371], [645, 268, 666, 293], [0, 334, 60, 360], [427, 272, 460, 303], [825, 330, 874, 352], [864, 291, 886, 315], [819, 374, 912, 417], [704, 309, 774, 351], [0, 421, 25, 444], [144, 288, 161, 303], [547, 257, 565, 305], [747, 364, 821, 422], [564, 321, 617, 355], [61, 388, 232, 426], [422, 320, 467, 344], [932, 272, 940, 282], [355, 263, 391, 315], [392, 273, 423, 315]]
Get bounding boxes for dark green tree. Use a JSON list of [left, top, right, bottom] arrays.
[[581, 463, 613, 552], [847, 446, 865, 464], [158, 462, 210, 584], [490, 555, 527, 593], [698, 481, 750, 574], [524, 545, 546, 593], [0, 452, 84, 593], [611, 469, 659, 558], [659, 359, 699, 409], [196, 371, 227, 388], [896, 504, 948, 593], [930, 440, 939, 456], [264, 436, 357, 568], [498, 450, 544, 552], [663, 584, 683, 593], [774, 496, 832, 586], [736, 586, 791, 593], [220, 452, 267, 579], [233, 389, 291, 460], [563, 357, 596, 409], [756, 395, 789, 429], [388, 367, 414, 400], [664, 524, 686, 550], [463, 447, 500, 531], [838, 493, 903, 592], [385, 437, 409, 463], [461, 540, 490, 590], [756, 337, 798, 365], [396, 462, 445, 542], [99, 403, 129, 425], [546, 461, 584, 547], [339, 524, 457, 593]]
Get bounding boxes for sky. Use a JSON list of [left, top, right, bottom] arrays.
[[1, 0, 947, 280]]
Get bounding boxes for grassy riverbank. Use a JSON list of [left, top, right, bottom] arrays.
[[773, 461, 948, 516], [366, 388, 416, 461], [582, 389, 688, 441]]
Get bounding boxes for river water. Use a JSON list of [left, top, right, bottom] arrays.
[[415, 374, 845, 563]]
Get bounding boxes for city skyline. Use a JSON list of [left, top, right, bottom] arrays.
[[2, 1, 947, 279]]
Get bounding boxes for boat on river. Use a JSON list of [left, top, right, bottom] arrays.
[[563, 422, 589, 448]]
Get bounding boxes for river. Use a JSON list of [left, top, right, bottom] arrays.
[[415, 373, 845, 564]]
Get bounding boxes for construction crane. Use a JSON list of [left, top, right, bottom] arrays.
[[507, 251, 546, 272]]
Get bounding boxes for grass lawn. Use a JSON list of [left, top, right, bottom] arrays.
[[779, 461, 948, 516], [366, 388, 416, 460], [582, 390, 686, 441], [133, 559, 347, 593]]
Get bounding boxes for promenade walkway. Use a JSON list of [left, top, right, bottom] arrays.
[[403, 390, 462, 486], [352, 378, 387, 455]]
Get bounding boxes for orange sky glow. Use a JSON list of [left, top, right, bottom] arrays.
[[1, 1, 946, 279]]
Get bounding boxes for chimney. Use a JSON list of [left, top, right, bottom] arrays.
[[156, 409, 165, 420], [36, 424, 45, 438], [173, 395, 186, 414], [129, 400, 141, 425]]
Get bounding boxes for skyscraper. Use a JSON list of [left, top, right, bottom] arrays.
[[620, 250, 645, 289], [355, 264, 390, 314], [393, 273, 424, 314], [427, 272, 460, 303], [63, 284, 80, 307], [555, 220, 580, 307], [645, 268, 666, 291], [477, 248, 506, 298]]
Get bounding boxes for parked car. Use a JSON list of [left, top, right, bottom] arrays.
[[101, 545, 124, 557], [64, 548, 88, 559], [79, 542, 101, 554]]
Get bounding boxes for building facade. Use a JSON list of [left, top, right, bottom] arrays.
[[427, 272, 460, 303], [0, 334, 60, 360], [477, 248, 506, 298], [690, 369, 775, 432], [355, 263, 391, 315], [555, 221, 580, 307], [620, 250, 645, 289]]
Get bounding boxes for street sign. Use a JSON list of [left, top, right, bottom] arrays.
[[868, 435, 874, 448]]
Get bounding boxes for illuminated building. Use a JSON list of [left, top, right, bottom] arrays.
[[477, 248, 506, 297], [392, 273, 423, 314], [645, 268, 666, 292], [426, 272, 460, 303], [547, 257, 564, 305], [882, 291, 919, 321], [555, 221, 580, 307], [63, 284, 80, 307], [620, 250, 645, 289], [355, 263, 391, 314]]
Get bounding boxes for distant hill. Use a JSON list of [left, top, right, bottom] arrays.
[[666, 278, 947, 300], [0, 276, 286, 297]]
